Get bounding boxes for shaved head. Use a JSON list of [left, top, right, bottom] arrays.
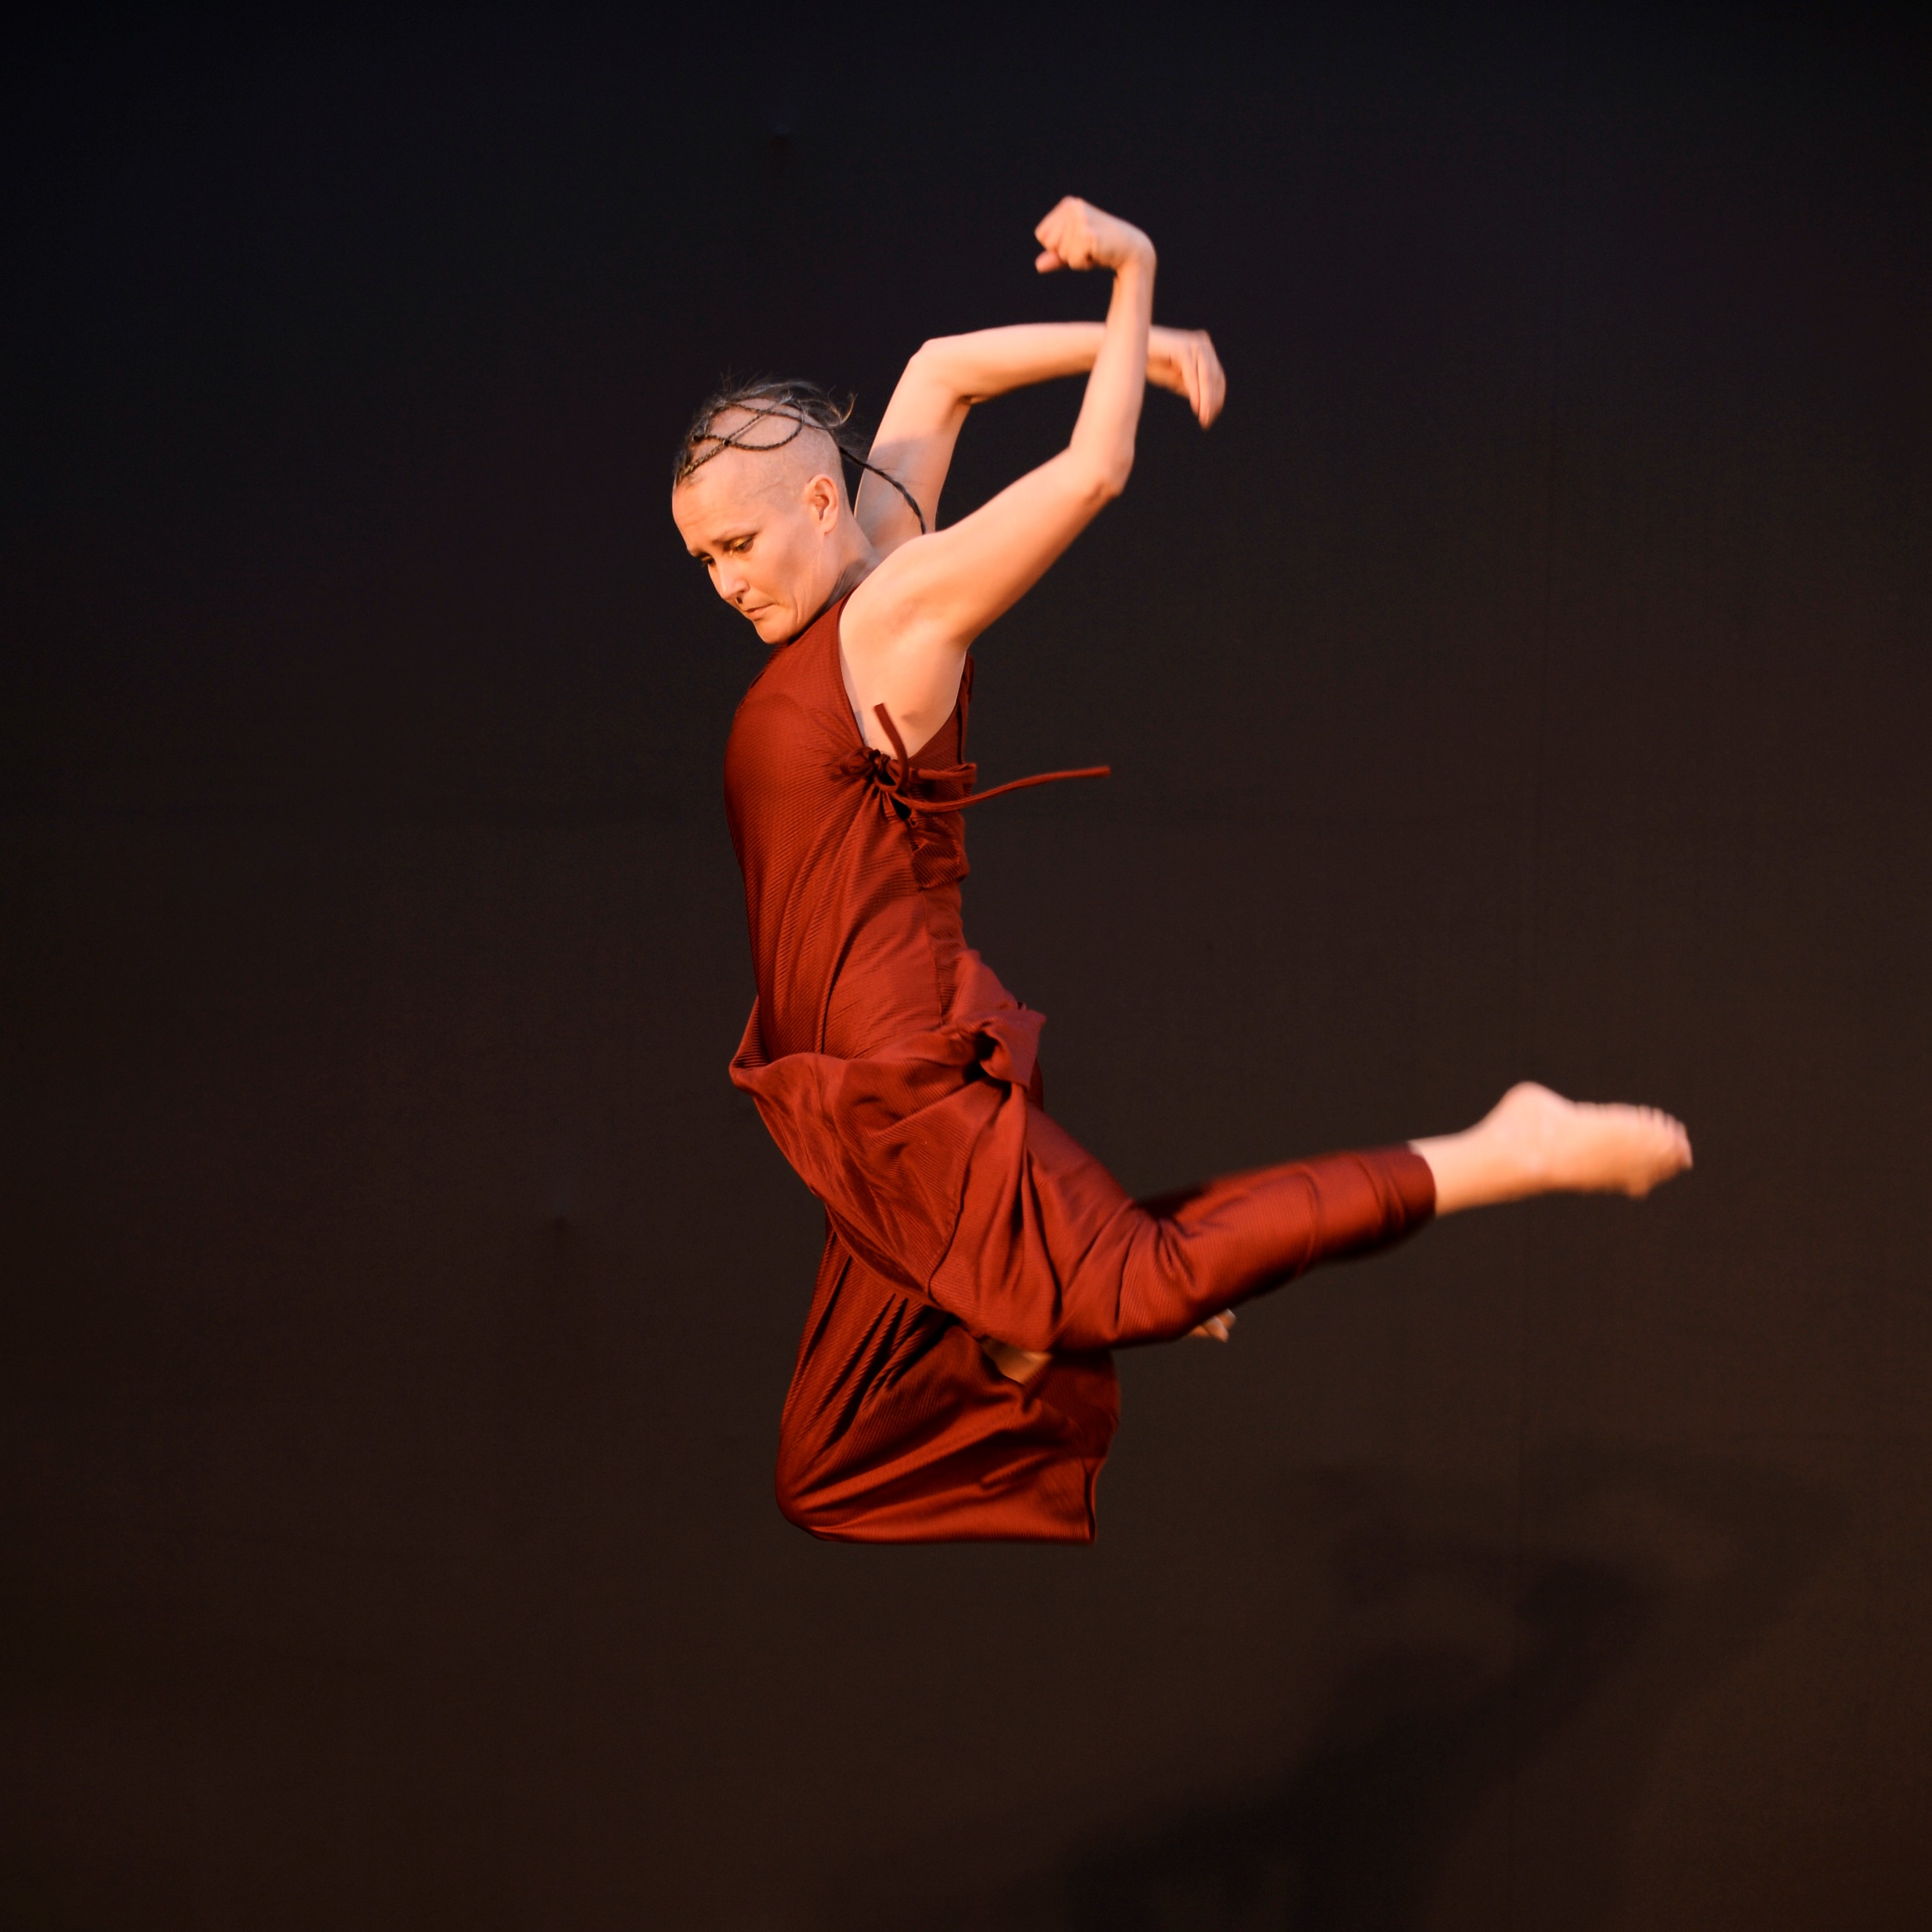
[[671, 392, 873, 647], [679, 405, 849, 515]]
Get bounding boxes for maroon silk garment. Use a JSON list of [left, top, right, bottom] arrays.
[[724, 598, 1434, 1542]]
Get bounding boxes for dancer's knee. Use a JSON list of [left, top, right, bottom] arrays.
[[773, 1423, 839, 1536]]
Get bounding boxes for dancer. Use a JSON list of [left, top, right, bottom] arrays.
[[672, 198, 1690, 1543]]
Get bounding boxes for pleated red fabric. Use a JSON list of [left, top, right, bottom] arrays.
[[724, 598, 1435, 1542]]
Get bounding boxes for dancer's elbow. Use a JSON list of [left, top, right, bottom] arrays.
[[1065, 447, 1134, 506], [908, 335, 974, 401]]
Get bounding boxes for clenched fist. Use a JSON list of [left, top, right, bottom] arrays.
[[1034, 197, 1155, 276]]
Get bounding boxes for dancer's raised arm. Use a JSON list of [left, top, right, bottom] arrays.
[[841, 199, 1162, 753], [683, 198, 1692, 1548], [857, 321, 1226, 554]]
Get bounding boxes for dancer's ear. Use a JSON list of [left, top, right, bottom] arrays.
[[802, 471, 843, 532]]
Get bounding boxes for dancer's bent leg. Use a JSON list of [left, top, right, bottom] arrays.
[[942, 1110, 1436, 1363]]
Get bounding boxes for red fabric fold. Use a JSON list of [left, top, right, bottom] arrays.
[[724, 599, 1435, 1543]]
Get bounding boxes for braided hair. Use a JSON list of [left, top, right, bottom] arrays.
[[672, 378, 928, 535]]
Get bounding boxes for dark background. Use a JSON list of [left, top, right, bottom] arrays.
[[4, 5, 1928, 1927]]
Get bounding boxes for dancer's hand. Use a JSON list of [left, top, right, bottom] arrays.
[[1188, 1308, 1238, 1342], [845, 195, 1155, 743], [1149, 326, 1227, 428], [1034, 197, 1155, 275]]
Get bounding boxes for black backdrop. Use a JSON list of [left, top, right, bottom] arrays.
[[5, 7, 1929, 1927]]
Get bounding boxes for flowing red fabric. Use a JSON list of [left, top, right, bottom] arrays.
[[724, 598, 1434, 1542]]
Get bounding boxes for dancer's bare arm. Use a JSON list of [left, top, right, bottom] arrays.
[[841, 199, 1160, 753], [856, 322, 1226, 553]]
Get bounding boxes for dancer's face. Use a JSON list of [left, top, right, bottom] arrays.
[[673, 430, 853, 645]]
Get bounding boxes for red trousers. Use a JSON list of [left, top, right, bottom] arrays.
[[734, 958, 1434, 1543]]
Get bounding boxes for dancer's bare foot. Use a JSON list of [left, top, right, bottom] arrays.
[[1414, 1081, 1692, 1215]]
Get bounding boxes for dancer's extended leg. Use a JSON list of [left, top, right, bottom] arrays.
[[981, 1083, 1692, 1383], [773, 1083, 1693, 1539]]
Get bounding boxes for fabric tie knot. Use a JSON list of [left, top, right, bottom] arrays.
[[855, 703, 1110, 819]]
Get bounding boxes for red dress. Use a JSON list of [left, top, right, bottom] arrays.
[[725, 598, 1434, 1542]]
